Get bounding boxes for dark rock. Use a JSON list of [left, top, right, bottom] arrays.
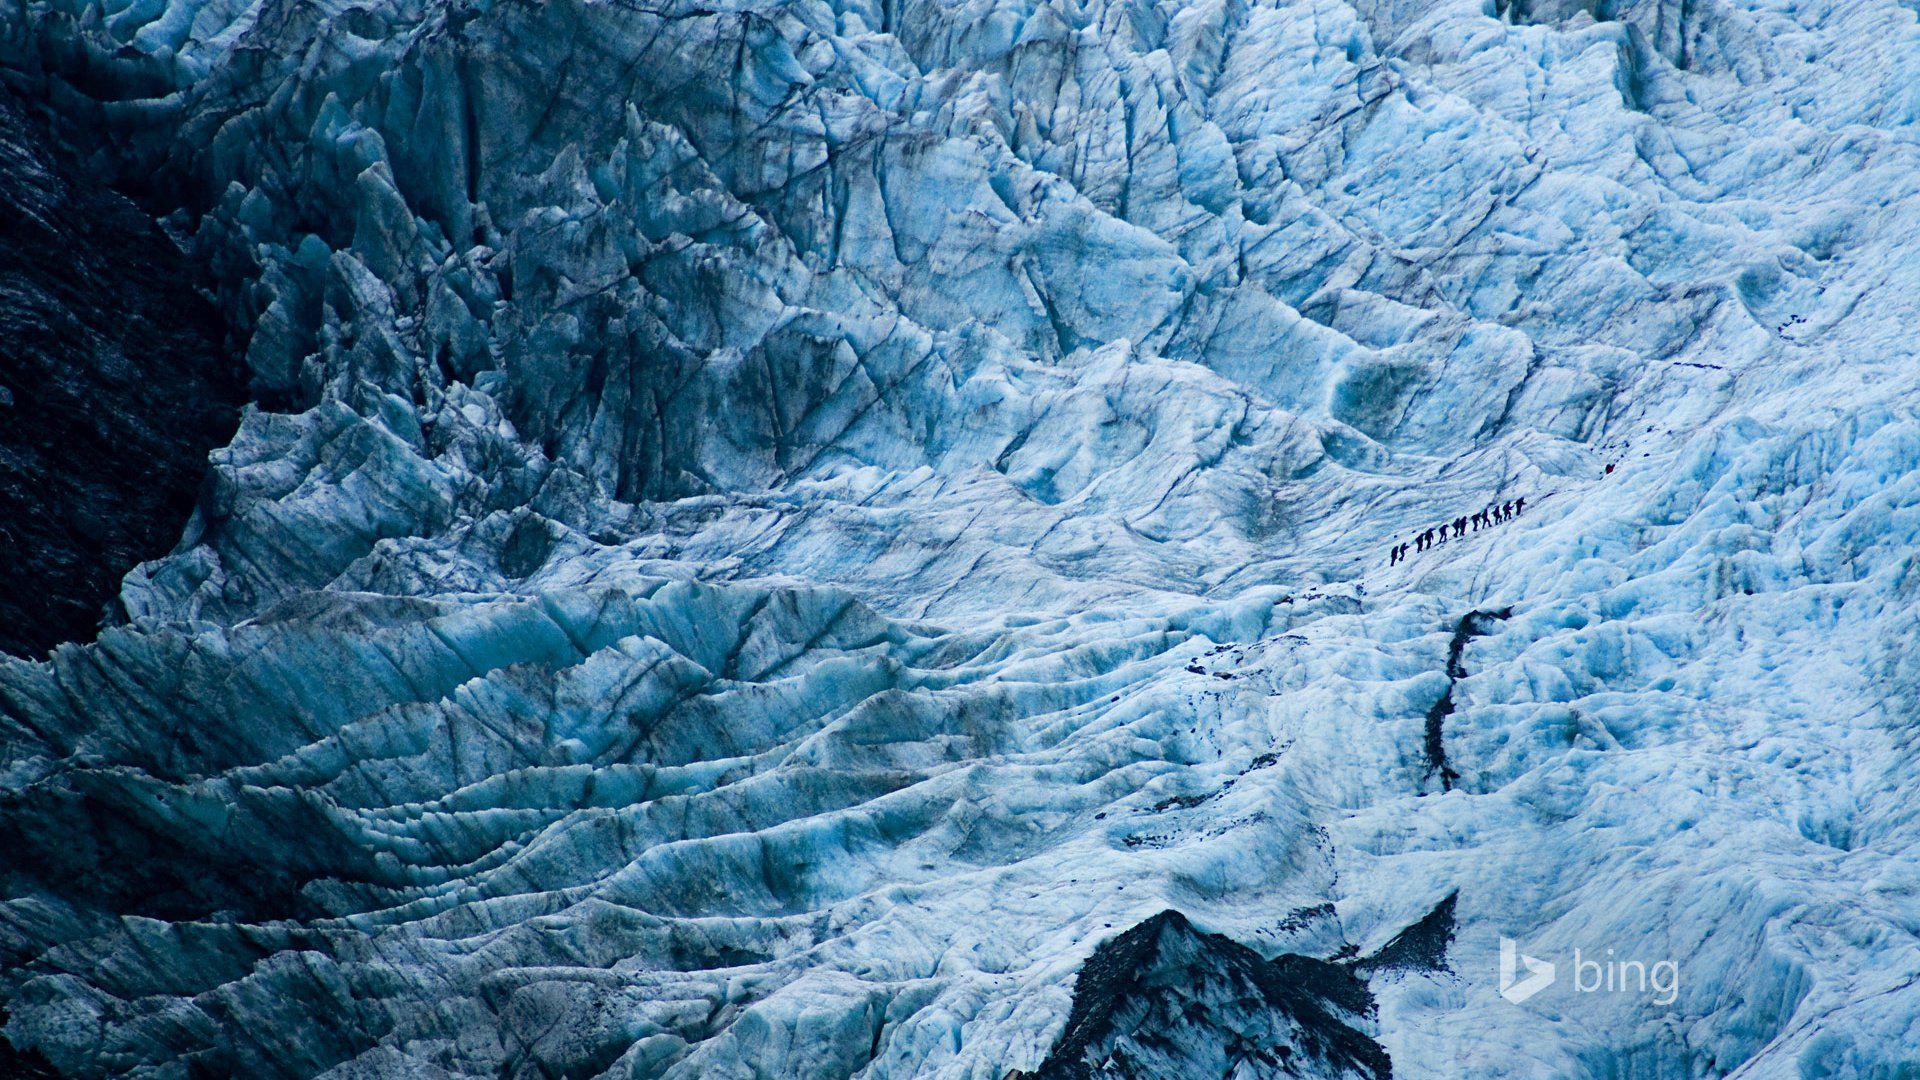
[[1356, 893, 1457, 975], [0, 94, 241, 657], [1013, 910, 1391, 1079], [0, 1008, 63, 1079]]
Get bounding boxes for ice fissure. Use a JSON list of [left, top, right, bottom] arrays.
[[1422, 607, 1509, 793]]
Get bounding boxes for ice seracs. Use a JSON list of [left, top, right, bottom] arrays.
[[6, 0, 1920, 1075]]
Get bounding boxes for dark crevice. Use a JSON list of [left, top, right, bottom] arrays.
[[1423, 608, 1510, 792], [0, 1008, 63, 1079]]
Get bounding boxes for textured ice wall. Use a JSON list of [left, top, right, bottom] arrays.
[[5, 0, 1920, 1075]]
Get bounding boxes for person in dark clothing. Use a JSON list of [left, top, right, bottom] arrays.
[[1389, 543, 1400, 565], [1435, 522, 1448, 544], [1455, 516, 1467, 538], [1515, 496, 1526, 515]]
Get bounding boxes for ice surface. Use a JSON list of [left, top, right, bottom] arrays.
[[6, 0, 1920, 1075]]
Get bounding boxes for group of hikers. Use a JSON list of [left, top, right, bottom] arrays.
[[1389, 497, 1525, 565]]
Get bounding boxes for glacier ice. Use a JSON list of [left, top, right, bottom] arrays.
[[6, 0, 1920, 1075]]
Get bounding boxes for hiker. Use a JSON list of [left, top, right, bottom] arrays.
[[1515, 496, 1525, 515], [1502, 500, 1513, 520], [1455, 516, 1467, 538], [1389, 544, 1400, 565], [1435, 522, 1448, 544]]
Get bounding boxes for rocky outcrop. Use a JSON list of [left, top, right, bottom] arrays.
[[0, 96, 239, 657], [1016, 910, 1390, 1079]]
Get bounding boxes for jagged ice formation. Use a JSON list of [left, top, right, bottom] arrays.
[[5, 0, 1920, 1075]]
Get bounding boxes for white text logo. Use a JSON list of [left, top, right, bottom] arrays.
[[1498, 939, 1681, 1006]]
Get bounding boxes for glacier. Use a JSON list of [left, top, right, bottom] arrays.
[[4, 0, 1920, 1074]]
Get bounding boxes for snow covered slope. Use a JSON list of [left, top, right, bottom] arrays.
[[5, 0, 1920, 1074]]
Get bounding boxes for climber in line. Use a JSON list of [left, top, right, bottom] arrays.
[[1391, 495, 1532, 564]]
